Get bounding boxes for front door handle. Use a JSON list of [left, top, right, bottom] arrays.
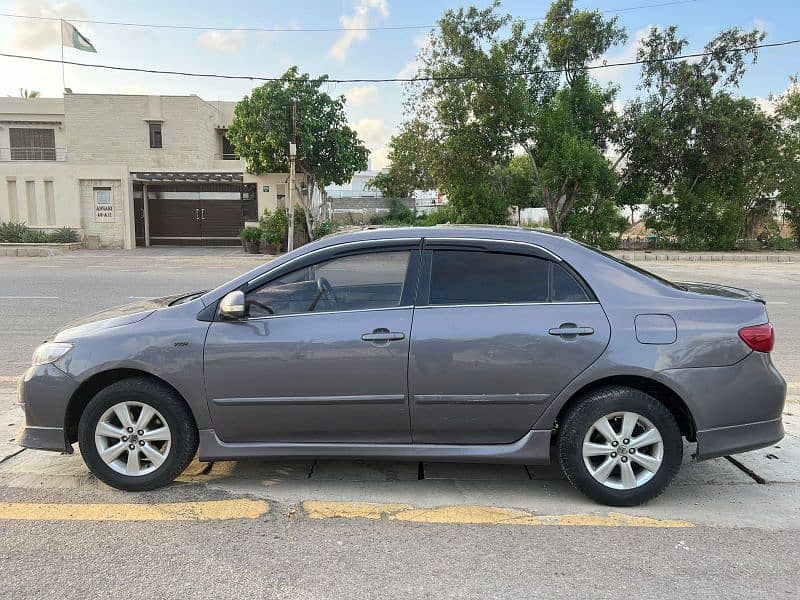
[[549, 323, 594, 340], [361, 328, 405, 344]]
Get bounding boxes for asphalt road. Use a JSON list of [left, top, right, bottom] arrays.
[[1, 249, 798, 384], [1, 248, 798, 598]]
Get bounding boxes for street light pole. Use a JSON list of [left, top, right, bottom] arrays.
[[287, 141, 296, 252]]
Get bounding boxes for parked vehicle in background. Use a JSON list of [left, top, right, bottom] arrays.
[[16, 226, 785, 506]]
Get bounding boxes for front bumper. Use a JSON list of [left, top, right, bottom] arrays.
[[15, 364, 77, 453]]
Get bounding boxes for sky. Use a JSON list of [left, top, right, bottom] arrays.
[[1, 0, 799, 169]]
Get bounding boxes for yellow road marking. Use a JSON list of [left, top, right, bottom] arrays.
[[0, 499, 269, 521], [302, 501, 694, 528]]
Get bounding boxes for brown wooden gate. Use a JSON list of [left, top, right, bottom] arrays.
[[139, 183, 257, 246]]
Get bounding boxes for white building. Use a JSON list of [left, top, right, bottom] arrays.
[[0, 93, 307, 248]]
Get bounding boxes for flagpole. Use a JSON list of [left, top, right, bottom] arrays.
[[60, 19, 65, 93]]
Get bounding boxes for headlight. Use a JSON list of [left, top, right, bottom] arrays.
[[31, 342, 73, 366]]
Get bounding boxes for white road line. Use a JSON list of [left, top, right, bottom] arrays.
[[769, 301, 789, 305], [0, 296, 58, 299], [128, 296, 156, 299]]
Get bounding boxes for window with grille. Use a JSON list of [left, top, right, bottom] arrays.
[[9, 128, 56, 160]]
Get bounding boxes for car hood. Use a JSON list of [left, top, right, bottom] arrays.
[[50, 291, 206, 341], [677, 281, 765, 304]]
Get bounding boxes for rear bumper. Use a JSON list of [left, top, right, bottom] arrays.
[[695, 418, 784, 460], [661, 350, 786, 460]]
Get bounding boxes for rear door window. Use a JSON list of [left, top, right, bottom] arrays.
[[429, 251, 549, 305]]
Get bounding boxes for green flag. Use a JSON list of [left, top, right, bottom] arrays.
[[61, 20, 96, 53]]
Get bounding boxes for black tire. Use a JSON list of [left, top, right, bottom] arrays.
[[78, 376, 198, 491], [557, 386, 682, 507]]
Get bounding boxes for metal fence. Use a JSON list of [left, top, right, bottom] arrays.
[[0, 147, 67, 161]]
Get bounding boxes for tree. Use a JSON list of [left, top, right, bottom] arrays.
[[405, 0, 625, 231], [368, 119, 436, 198], [227, 67, 368, 235], [777, 79, 800, 244], [619, 26, 777, 249]]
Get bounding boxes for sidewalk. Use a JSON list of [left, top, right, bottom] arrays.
[[611, 250, 799, 263]]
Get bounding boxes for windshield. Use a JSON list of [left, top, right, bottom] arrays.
[[575, 242, 687, 291]]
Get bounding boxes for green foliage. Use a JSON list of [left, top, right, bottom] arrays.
[[49, 226, 79, 243], [0, 221, 30, 242], [259, 208, 289, 250], [311, 220, 335, 239], [22, 230, 51, 243], [383, 199, 416, 225], [240, 226, 262, 244], [370, 120, 436, 198], [227, 67, 368, 190], [404, 0, 624, 232], [777, 82, 800, 244], [416, 206, 455, 226], [565, 196, 628, 249]]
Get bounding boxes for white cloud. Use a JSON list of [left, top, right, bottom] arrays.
[[10, 0, 89, 52], [345, 85, 378, 106], [396, 33, 431, 79], [370, 144, 390, 170], [353, 117, 389, 150], [328, 0, 390, 61], [198, 30, 246, 53]]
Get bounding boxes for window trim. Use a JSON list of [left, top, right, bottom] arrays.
[[148, 122, 163, 149], [222, 242, 422, 321], [418, 244, 596, 308]]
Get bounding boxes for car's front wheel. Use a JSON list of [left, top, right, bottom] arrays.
[[557, 386, 682, 506], [78, 377, 198, 491]]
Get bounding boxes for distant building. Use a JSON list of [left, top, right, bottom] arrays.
[[0, 94, 310, 248]]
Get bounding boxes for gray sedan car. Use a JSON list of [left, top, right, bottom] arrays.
[[17, 226, 785, 505]]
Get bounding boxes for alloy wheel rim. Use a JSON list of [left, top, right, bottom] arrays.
[[582, 411, 664, 490], [94, 401, 172, 476]]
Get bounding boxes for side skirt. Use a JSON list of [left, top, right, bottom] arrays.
[[198, 429, 553, 464]]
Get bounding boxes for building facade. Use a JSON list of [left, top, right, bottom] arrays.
[[0, 94, 306, 248]]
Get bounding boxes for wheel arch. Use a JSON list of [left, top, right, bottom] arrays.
[[65, 368, 194, 443], [554, 375, 697, 441]]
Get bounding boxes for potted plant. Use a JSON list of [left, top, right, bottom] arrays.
[[240, 226, 262, 254], [259, 208, 288, 254]]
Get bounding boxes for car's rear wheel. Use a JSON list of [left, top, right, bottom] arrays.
[[557, 386, 682, 506], [78, 377, 198, 491]]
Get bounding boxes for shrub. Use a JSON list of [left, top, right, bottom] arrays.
[[49, 226, 80, 243], [22, 230, 51, 243], [0, 221, 30, 243], [259, 208, 288, 251], [383, 199, 416, 225], [311, 220, 335, 239], [416, 206, 454, 226], [239, 226, 262, 244]]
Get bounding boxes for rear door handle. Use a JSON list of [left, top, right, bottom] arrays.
[[549, 323, 594, 339], [361, 328, 405, 344]]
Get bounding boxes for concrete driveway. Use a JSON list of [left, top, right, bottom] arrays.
[[1, 249, 799, 598]]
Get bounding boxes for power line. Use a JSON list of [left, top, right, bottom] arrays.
[[0, 38, 796, 84], [0, 1, 700, 33]]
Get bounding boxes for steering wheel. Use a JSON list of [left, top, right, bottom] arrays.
[[308, 276, 339, 311]]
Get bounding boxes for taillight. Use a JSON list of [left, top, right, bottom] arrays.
[[738, 323, 774, 352]]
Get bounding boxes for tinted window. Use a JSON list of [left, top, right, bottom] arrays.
[[552, 263, 589, 302], [149, 123, 163, 148], [246, 251, 410, 317], [429, 251, 548, 305]]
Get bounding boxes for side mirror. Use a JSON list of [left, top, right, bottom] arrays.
[[219, 290, 246, 320]]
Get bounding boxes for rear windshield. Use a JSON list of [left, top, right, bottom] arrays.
[[575, 242, 687, 291]]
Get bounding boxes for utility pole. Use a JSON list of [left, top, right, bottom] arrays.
[[287, 100, 297, 252]]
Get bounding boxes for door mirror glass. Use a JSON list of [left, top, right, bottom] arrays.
[[219, 290, 246, 320]]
